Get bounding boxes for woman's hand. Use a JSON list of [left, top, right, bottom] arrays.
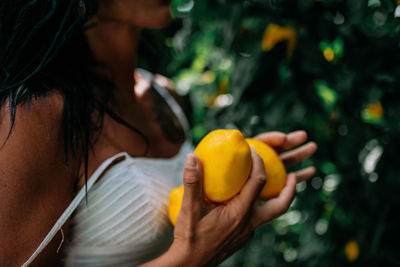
[[254, 130, 318, 183], [170, 130, 317, 266], [167, 150, 297, 266], [143, 130, 317, 267]]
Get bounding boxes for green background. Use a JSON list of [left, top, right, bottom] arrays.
[[139, 0, 400, 266]]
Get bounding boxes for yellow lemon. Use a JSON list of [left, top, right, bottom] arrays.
[[345, 240, 359, 262], [245, 138, 286, 199], [262, 24, 297, 57], [194, 129, 252, 203], [323, 47, 335, 62], [167, 131, 288, 225], [365, 101, 384, 119], [168, 185, 184, 226]]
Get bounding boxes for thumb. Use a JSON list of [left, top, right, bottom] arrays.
[[182, 154, 204, 212]]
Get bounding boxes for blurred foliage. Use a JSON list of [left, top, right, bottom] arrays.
[[139, 0, 400, 266]]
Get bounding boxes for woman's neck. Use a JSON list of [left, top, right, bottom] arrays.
[[85, 16, 141, 104]]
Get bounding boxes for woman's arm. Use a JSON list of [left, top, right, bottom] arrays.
[[141, 153, 295, 266], [0, 93, 76, 266], [142, 131, 317, 266]]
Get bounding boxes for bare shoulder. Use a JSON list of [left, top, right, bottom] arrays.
[[153, 73, 189, 114], [154, 73, 175, 93], [0, 91, 75, 266], [135, 69, 189, 114], [0, 91, 67, 181], [135, 69, 176, 97]]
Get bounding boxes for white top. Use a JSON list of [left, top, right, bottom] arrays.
[[22, 70, 193, 267]]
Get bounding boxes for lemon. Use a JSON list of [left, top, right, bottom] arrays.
[[345, 240, 359, 262], [167, 131, 288, 225], [194, 129, 252, 203], [245, 138, 286, 199], [168, 185, 184, 226]]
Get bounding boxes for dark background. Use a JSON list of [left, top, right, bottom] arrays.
[[139, 0, 400, 266]]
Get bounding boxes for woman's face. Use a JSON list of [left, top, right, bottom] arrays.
[[97, 0, 172, 28]]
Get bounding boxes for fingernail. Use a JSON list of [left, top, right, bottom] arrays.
[[310, 142, 318, 149], [250, 148, 258, 156], [185, 154, 197, 168]]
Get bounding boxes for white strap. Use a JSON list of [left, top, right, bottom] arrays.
[[151, 80, 191, 139], [137, 68, 191, 139], [22, 152, 129, 267]]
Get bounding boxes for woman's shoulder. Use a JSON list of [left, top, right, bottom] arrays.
[[134, 69, 189, 116], [134, 69, 175, 95], [153, 73, 175, 92], [0, 90, 75, 266], [0, 90, 66, 162], [0, 90, 74, 198], [0, 90, 65, 155], [0, 90, 64, 125]]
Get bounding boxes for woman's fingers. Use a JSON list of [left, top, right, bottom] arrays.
[[253, 132, 287, 148], [251, 173, 297, 228], [277, 130, 308, 152], [254, 130, 310, 154], [294, 166, 316, 183], [233, 149, 266, 213], [181, 154, 204, 218], [280, 141, 317, 168]]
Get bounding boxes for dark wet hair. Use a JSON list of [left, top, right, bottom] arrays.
[[0, 0, 148, 182]]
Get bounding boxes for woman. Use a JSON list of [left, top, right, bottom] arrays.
[[0, 0, 317, 266]]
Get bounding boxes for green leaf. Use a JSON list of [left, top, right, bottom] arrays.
[[368, 0, 381, 8], [315, 80, 338, 109], [170, 0, 195, 17]]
